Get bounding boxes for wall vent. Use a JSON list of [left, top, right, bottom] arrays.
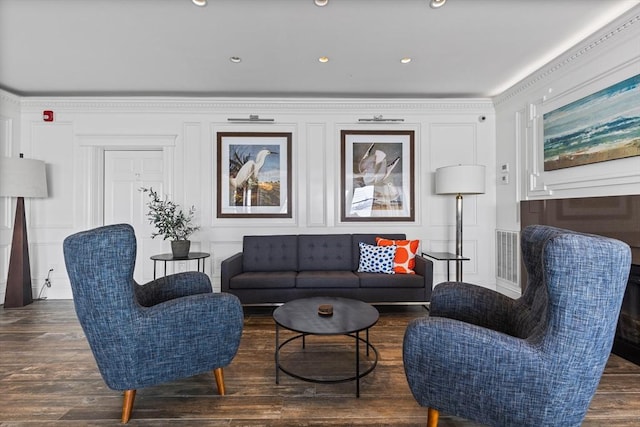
[[496, 229, 519, 285]]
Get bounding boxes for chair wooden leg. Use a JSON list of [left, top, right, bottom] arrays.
[[427, 407, 439, 427], [121, 389, 136, 424], [214, 367, 225, 395]]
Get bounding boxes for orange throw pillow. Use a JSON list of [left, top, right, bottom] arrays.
[[376, 237, 420, 274]]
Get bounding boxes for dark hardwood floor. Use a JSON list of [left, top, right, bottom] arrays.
[[2, 300, 640, 426]]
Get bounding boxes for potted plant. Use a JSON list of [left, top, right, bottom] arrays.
[[140, 187, 200, 258]]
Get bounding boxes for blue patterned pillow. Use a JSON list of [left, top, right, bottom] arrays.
[[357, 242, 396, 274]]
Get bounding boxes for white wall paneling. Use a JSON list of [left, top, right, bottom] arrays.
[[3, 98, 495, 299], [0, 115, 12, 157], [0, 115, 13, 230], [31, 241, 69, 300], [306, 123, 327, 227], [31, 123, 75, 229], [0, 93, 20, 303], [428, 122, 482, 226], [183, 122, 202, 223], [429, 123, 479, 169], [426, 119, 493, 289], [493, 7, 640, 296]]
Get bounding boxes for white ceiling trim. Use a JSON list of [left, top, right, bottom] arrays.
[[494, 8, 640, 106], [19, 98, 495, 113]]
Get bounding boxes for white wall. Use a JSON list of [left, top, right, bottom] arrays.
[[493, 7, 640, 296], [1, 97, 496, 300], [0, 91, 22, 300]]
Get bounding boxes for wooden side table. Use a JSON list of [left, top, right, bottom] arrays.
[[150, 252, 210, 279], [422, 251, 470, 281]]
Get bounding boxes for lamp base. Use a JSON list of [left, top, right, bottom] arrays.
[[4, 197, 33, 308], [455, 193, 463, 282]]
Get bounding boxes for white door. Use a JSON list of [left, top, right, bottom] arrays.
[[104, 150, 165, 284]]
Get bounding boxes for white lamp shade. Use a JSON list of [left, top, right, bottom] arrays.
[[435, 164, 486, 195], [0, 156, 48, 198]]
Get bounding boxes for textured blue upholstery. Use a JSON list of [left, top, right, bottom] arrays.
[[63, 224, 244, 392], [403, 225, 631, 426]]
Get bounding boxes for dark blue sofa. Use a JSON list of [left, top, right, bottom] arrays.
[[220, 233, 433, 305]]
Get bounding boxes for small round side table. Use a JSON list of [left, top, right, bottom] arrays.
[[150, 252, 210, 279]]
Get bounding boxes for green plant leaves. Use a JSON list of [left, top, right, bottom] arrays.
[[140, 187, 199, 240]]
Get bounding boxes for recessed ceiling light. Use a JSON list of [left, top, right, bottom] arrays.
[[192, 0, 207, 7], [230, 56, 242, 63], [318, 56, 329, 63], [400, 57, 412, 64], [314, 0, 329, 6], [429, 0, 446, 9]]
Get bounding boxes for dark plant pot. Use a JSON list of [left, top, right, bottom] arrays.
[[171, 240, 190, 258]]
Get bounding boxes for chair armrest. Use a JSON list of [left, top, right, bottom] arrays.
[[136, 272, 212, 307], [220, 252, 243, 292], [413, 255, 434, 300], [403, 316, 542, 410], [136, 292, 244, 368], [430, 282, 517, 333]]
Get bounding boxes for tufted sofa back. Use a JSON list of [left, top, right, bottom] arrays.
[[242, 235, 298, 272], [241, 233, 408, 272]]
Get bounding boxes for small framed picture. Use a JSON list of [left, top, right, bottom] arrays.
[[217, 132, 292, 218], [341, 130, 415, 222]]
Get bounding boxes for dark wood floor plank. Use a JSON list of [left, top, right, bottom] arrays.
[[1, 300, 640, 425]]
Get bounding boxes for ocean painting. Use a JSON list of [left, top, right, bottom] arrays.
[[543, 73, 640, 171]]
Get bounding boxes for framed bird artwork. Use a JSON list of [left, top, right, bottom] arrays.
[[340, 130, 415, 222], [217, 132, 292, 218]]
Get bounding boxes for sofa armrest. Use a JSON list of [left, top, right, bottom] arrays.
[[414, 255, 434, 301], [220, 252, 243, 292]]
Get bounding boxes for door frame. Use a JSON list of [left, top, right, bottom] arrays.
[[77, 134, 178, 228]]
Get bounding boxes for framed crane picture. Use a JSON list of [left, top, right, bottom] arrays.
[[217, 132, 292, 218], [340, 130, 415, 222]]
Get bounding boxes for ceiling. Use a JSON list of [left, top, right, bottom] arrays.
[[1, 0, 638, 99]]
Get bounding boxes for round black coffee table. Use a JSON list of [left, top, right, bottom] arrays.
[[273, 296, 379, 397]]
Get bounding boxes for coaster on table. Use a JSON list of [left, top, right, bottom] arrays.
[[318, 304, 333, 316]]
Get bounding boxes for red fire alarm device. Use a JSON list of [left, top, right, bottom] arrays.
[[43, 110, 54, 122]]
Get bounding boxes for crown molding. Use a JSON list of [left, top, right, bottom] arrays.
[[493, 8, 640, 106], [18, 97, 494, 113], [0, 88, 21, 107]]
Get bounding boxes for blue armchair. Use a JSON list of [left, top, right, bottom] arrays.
[[403, 225, 631, 427], [63, 224, 244, 423]]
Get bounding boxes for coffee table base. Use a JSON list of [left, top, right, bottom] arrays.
[[275, 327, 378, 397]]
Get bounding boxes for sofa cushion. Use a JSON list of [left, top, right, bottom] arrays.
[[229, 271, 297, 289], [357, 242, 396, 274], [351, 234, 406, 271], [298, 234, 352, 271], [296, 271, 360, 288], [242, 235, 298, 272], [358, 271, 425, 288]]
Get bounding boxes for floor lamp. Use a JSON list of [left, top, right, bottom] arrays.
[[435, 164, 485, 282], [0, 154, 48, 308]]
